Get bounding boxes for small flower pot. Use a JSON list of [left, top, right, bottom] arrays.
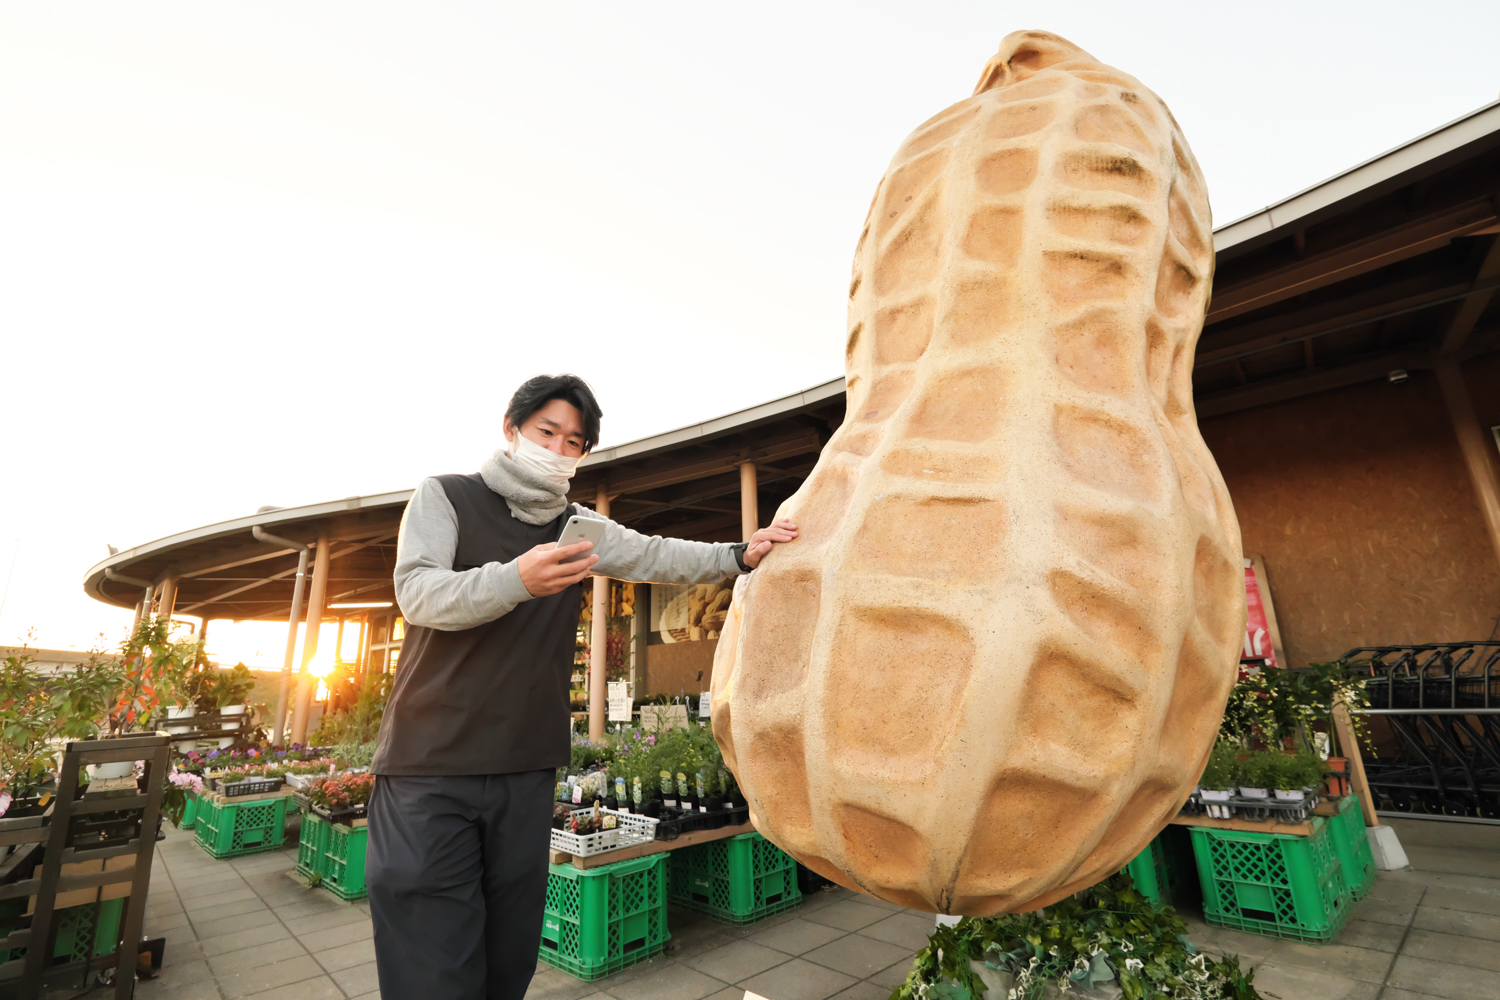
[[643, 799, 662, 818], [1238, 786, 1269, 799], [1274, 788, 1305, 802], [1325, 757, 1350, 796], [1200, 789, 1234, 802], [218, 704, 246, 749]]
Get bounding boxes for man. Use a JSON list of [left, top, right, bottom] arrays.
[[367, 373, 797, 999]]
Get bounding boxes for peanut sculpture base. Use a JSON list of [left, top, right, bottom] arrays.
[[712, 30, 1246, 915]]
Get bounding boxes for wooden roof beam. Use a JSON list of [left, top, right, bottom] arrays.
[[1207, 196, 1498, 325], [1439, 235, 1500, 357]]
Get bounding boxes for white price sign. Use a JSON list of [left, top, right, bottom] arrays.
[[607, 681, 632, 723]]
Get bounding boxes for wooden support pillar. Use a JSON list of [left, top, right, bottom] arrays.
[[1332, 700, 1380, 827], [739, 461, 758, 542], [589, 486, 610, 742], [1436, 361, 1500, 573], [356, 615, 371, 685], [155, 575, 179, 621], [290, 533, 330, 745]]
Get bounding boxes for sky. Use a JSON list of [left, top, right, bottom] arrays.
[[3, 1, 1498, 664]]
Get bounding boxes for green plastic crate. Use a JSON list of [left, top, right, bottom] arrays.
[[0, 898, 124, 967], [297, 811, 329, 881], [320, 821, 369, 900], [1123, 836, 1171, 907], [539, 853, 669, 981], [1326, 794, 1377, 900], [193, 794, 290, 859], [668, 832, 802, 924], [180, 792, 198, 831], [1189, 816, 1351, 941]]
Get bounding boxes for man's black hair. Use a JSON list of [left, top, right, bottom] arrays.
[[505, 374, 604, 453]]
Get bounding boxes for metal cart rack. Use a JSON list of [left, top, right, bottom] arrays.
[[1341, 642, 1500, 819]]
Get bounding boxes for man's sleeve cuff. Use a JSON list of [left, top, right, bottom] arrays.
[[496, 559, 536, 604]]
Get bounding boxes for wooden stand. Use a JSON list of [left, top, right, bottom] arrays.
[[1332, 699, 1380, 827], [1170, 797, 1342, 838], [0, 733, 172, 999], [550, 819, 756, 870]]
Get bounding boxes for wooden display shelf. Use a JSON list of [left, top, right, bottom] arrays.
[[549, 819, 756, 870], [202, 785, 297, 807], [1168, 797, 1340, 838]]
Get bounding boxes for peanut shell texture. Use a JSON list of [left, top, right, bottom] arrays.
[[711, 30, 1246, 915]]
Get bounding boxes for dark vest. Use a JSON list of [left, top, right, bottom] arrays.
[[370, 474, 580, 776]]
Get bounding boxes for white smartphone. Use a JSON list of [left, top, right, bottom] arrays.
[[555, 515, 606, 563]]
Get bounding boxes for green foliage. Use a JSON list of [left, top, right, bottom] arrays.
[[889, 874, 1261, 1000], [0, 644, 61, 799], [1220, 662, 1371, 755], [559, 718, 729, 804], [1197, 742, 1240, 792], [332, 740, 377, 770], [309, 674, 390, 748]]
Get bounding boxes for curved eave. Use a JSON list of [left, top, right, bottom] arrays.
[[82, 490, 413, 610]]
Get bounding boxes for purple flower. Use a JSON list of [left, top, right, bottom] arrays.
[[207, 750, 220, 759]]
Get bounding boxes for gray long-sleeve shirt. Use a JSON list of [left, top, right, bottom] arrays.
[[394, 476, 748, 630]]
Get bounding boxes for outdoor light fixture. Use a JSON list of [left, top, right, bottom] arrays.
[[329, 602, 393, 609], [1387, 369, 1409, 384]]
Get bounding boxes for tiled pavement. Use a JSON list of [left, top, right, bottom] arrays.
[[96, 814, 1500, 999]]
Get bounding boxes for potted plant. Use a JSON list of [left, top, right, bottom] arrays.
[[659, 769, 677, 810], [1237, 752, 1271, 799], [1197, 743, 1239, 818], [309, 771, 376, 822]]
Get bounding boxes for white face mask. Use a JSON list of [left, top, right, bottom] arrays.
[[508, 429, 580, 491]]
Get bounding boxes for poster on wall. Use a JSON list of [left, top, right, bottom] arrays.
[[1243, 556, 1283, 668], [650, 581, 733, 644]]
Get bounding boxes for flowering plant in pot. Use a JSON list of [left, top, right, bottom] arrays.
[[309, 771, 376, 816]]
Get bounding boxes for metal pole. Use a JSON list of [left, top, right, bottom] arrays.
[[291, 533, 331, 745], [589, 487, 610, 742], [254, 527, 309, 747]]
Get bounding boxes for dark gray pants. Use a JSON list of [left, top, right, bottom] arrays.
[[367, 771, 555, 1000]]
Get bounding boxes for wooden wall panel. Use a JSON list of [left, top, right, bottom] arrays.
[[1200, 366, 1500, 667], [643, 639, 718, 698]]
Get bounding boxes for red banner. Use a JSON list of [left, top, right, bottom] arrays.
[[1243, 563, 1277, 667]]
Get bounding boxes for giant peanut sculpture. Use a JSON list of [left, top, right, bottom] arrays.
[[711, 30, 1245, 915]]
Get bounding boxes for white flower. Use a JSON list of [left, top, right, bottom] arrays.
[[1119, 940, 1134, 952], [1125, 958, 1143, 973]]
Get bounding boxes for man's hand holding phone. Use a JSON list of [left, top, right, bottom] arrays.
[[518, 541, 598, 597]]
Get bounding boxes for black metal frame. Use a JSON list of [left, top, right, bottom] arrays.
[[0, 732, 171, 999], [1342, 643, 1500, 818]]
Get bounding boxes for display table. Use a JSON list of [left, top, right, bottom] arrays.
[[549, 819, 755, 870], [1168, 797, 1340, 838]]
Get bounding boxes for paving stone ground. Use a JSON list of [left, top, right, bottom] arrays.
[[54, 813, 1500, 999]]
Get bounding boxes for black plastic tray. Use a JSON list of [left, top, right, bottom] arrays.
[[218, 777, 285, 797]]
